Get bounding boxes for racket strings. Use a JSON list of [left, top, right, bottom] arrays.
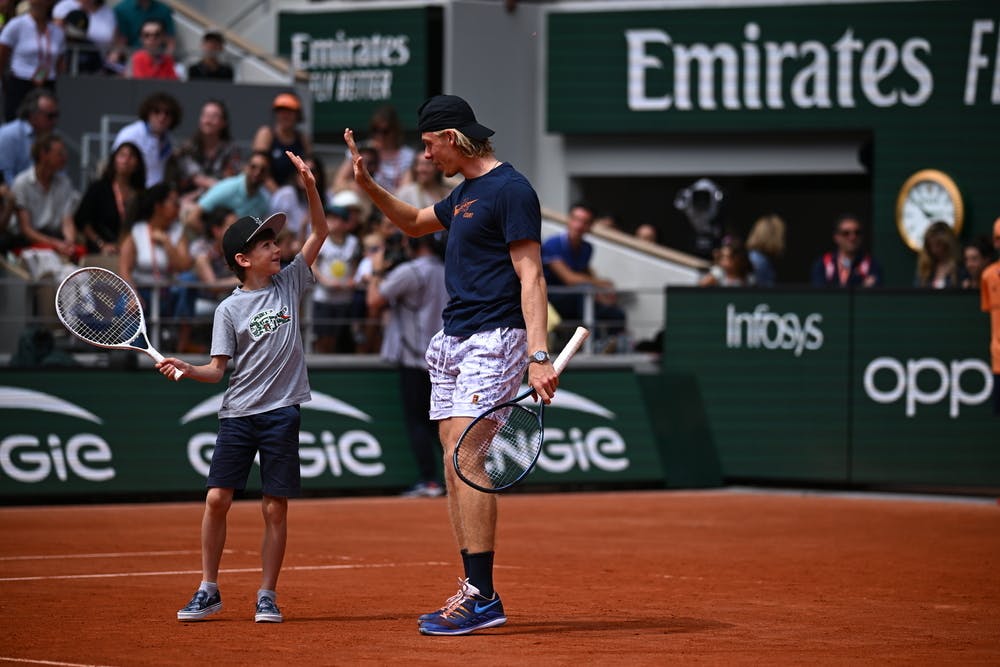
[[456, 404, 543, 490], [56, 272, 143, 347]]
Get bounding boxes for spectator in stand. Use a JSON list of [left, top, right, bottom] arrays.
[[185, 205, 239, 337], [961, 235, 997, 290], [810, 214, 883, 288], [269, 153, 325, 246], [0, 88, 58, 184], [0, 171, 18, 253], [366, 232, 449, 498], [745, 213, 786, 287], [334, 104, 414, 195], [113, 0, 173, 52], [252, 92, 312, 191], [312, 202, 359, 354], [175, 99, 240, 205], [395, 153, 452, 209], [634, 223, 658, 244], [542, 201, 626, 344], [118, 182, 192, 346], [11, 133, 80, 262], [980, 217, 1000, 415], [74, 140, 145, 255], [190, 150, 271, 234], [54, 0, 116, 55], [0, 0, 66, 122], [127, 19, 175, 79], [112, 90, 181, 187], [187, 30, 232, 81], [60, 9, 105, 75], [593, 211, 619, 232], [698, 235, 753, 287], [914, 221, 961, 289]]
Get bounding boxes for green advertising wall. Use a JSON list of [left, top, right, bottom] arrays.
[[0, 368, 662, 500], [663, 287, 998, 487], [547, 1, 1000, 286], [276, 7, 441, 140]]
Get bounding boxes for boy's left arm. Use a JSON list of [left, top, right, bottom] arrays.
[[286, 151, 329, 266]]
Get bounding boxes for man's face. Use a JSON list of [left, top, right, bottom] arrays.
[[422, 131, 459, 178], [245, 156, 270, 188], [567, 206, 594, 241], [834, 220, 863, 255], [30, 97, 58, 133], [43, 141, 68, 171], [140, 22, 164, 53]]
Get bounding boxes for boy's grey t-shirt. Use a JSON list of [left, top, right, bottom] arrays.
[[211, 254, 315, 418]]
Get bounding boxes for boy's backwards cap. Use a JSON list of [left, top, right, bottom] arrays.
[[223, 212, 286, 270]]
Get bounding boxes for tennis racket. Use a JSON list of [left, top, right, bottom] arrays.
[[54, 266, 183, 379], [453, 325, 590, 493]]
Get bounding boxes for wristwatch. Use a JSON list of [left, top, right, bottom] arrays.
[[529, 350, 550, 364]]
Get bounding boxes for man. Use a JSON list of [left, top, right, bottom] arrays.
[[810, 214, 884, 287], [366, 233, 449, 498], [344, 94, 559, 636], [542, 201, 627, 344], [11, 134, 80, 263], [112, 91, 182, 187], [187, 31, 233, 81], [981, 217, 1000, 415], [0, 90, 59, 185], [191, 150, 272, 232], [113, 0, 175, 51], [127, 19, 177, 80]]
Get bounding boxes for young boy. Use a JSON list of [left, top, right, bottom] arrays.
[[156, 152, 328, 623]]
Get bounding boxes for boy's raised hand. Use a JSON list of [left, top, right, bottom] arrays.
[[286, 151, 315, 188]]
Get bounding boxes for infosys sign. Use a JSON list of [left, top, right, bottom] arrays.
[[0, 370, 663, 498]]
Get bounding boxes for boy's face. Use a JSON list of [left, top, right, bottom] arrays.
[[239, 234, 281, 276]]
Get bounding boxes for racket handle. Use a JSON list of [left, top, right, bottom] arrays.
[[553, 326, 589, 375], [148, 350, 184, 381]]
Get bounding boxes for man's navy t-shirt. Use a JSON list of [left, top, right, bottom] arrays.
[[433, 163, 541, 337]]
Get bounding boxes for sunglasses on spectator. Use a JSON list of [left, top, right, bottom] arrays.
[[837, 228, 861, 237], [247, 162, 269, 172], [142, 30, 163, 38], [370, 126, 391, 135]]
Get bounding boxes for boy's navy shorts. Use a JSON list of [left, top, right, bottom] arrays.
[[208, 405, 302, 497]]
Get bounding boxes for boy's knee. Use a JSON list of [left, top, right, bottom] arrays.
[[205, 487, 233, 514], [261, 495, 288, 523]]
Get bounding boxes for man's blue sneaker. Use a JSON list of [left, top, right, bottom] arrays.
[[177, 589, 222, 621], [417, 577, 472, 625], [254, 595, 283, 623], [419, 580, 506, 636]]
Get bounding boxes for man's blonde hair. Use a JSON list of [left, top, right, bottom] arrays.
[[434, 129, 493, 158]]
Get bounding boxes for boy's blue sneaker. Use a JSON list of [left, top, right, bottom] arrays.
[[418, 580, 506, 636], [417, 577, 472, 625], [254, 595, 283, 623], [177, 589, 222, 621]]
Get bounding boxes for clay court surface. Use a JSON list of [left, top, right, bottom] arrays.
[[2, 489, 998, 666]]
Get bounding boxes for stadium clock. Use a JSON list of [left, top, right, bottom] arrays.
[[895, 169, 964, 251]]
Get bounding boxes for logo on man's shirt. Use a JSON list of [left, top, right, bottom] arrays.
[[248, 306, 292, 340], [453, 198, 478, 219]]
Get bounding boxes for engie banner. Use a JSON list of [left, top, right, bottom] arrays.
[[0, 369, 662, 500]]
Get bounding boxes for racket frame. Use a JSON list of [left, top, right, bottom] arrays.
[[55, 266, 183, 379], [452, 326, 590, 493]]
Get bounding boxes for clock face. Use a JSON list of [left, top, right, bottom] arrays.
[[895, 170, 964, 251]]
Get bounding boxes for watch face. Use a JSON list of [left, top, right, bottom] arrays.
[[896, 170, 963, 251]]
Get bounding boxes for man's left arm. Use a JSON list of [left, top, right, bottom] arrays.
[[510, 239, 558, 403]]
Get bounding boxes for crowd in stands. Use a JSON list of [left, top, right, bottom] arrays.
[[0, 0, 233, 100], [0, 1, 996, 360]]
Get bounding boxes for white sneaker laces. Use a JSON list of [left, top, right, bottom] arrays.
[[439, 577, 479, 617]]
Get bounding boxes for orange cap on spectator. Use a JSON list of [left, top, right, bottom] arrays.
[[273, 93, 301, 111]]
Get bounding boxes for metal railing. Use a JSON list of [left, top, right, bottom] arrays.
[[0, 272, 666, 363]]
